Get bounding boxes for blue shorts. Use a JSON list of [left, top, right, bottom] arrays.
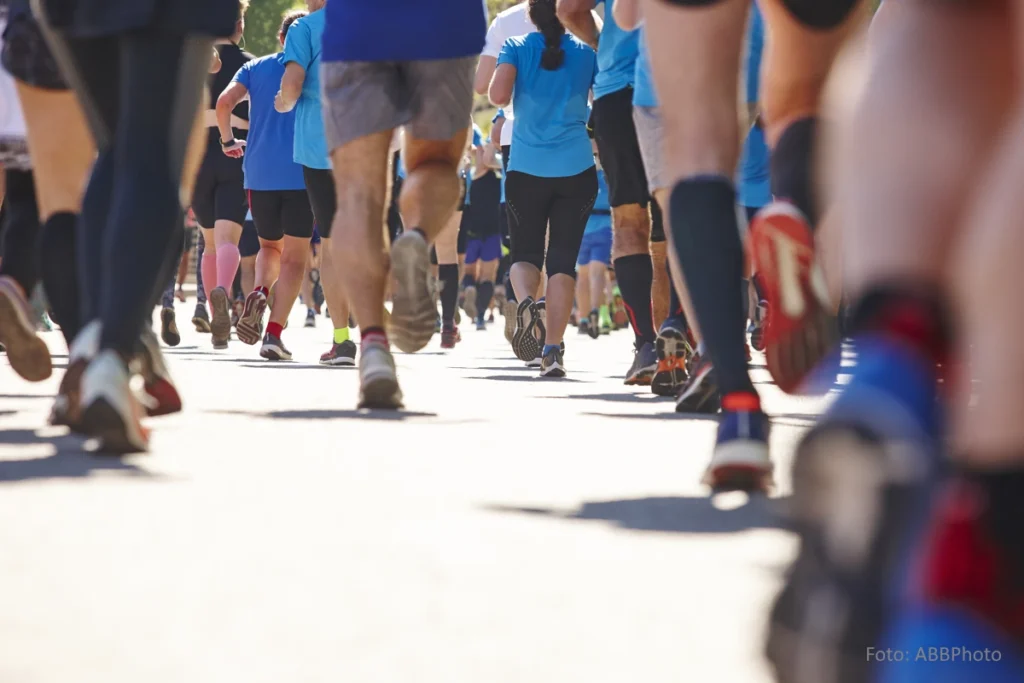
[[464, 233, 501, 265], [576, 227, 612, 267]]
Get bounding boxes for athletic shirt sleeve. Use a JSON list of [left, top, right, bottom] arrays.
[[282, 18, 313, 69], [232, 59, 251, 90], [496, 38, 518, 69], [482, 12, 506, 58]]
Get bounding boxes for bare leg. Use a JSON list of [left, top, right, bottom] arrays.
[[576, 263, 591, 316], [255, 238, 282, 290], [544, 273, 575, 345], [267, 236, 308, 327], [510, 262, 543, 305], [240, 254, 256, 295], [650, 239, 669, 327], [400, 129, 470, 241]]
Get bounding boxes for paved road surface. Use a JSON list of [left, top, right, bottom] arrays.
[[0, 299, 829, 683]]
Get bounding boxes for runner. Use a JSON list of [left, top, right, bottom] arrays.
[[192, 12, 254, 349], [575, 164, 612, 341], [490, 0, 598, 377], [276, 0, 356, 367], [461, 129, 503, 331], [218, 9, 313, 361], [436, 154, 471, 350]]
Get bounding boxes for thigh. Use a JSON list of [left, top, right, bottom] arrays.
[[505, 171, 550, 261], [238, 219, 260, 258], [56, 34, 120, 148], [549, 169, 599, 256], [213, 156, 247, 226], [302, 166, 338, 237], [250, 190, 284, 242], [404, 56, 476, 144], [592, 88, 649, 208], [464, 238, 481, 266], [281, 190, 315, 240], [633, 105, 667, 195], [321, 61, 405, 154]]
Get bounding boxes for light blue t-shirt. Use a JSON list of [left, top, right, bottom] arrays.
[[233, 54, 305, 192], [282, 9, 329, 170], [738, 4, 770, 209], [633, 28, 656, 108], [593, 0, 638, 100], [497, 33, 597, 178], [584, 170, 611, 235]]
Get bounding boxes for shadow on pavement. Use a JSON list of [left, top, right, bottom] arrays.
[[210, 408, 438, 421], [0, 429, 155, 483], [468, 375, 588, 383], [582, 411, 720, 422], [486, 493, 790, 534], [553, 392, 670, 404], [451, 365, 533, 372]]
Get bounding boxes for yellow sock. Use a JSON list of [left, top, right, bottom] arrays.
[[333, 327, 350, 344]]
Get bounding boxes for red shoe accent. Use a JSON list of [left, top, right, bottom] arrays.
[[721, 392, 761, 412], [143, 377, 182, 417]]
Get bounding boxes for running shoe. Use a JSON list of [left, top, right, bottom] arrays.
[[588, 309, 600, 340], [578, 319, 590, 336], [160, 307, 180, 347], [236, 290, 267, 345], [512, 297, 545, 362], [320, 339, 357, 366], [0, 275, 52, 381], [36, 311, 53, 332], [766, 337, 943, 683], [652, 318, 690, 397], [209, 286, 232, 349], [624, 341, 658, 386], [475, 317, 486, 332], [192, 303, 211, 333], [305, 309, 316, 328], [51, 321, 100, 428], [137, 327, 182, 417], [487, 311, 495, 323], [358, 338, 403, 409], [748, 202, 838, 393], [675, 355, 721, 414], [441, 325, 461, 349], [540, 346, 566, 378], [703, 400, 772, 491], [463, 284, 478, 321], [260, 333, 293, 361], [525, 354, 542, 368], [503, 299, 517, 344], [78, 350, 150, 453], [389, 230, 436, 353], [750, 298, 768, 352]]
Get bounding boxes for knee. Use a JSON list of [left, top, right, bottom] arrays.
[[612, 209, 651, 256]]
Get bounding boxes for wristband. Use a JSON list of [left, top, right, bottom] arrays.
[[221, 137, 238, 148]]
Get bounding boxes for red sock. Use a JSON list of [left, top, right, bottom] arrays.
[[256, 286, 269, 297], [361, 327, 388, 346], [266, 322, 283, 338]]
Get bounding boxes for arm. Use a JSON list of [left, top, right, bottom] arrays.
[[275, 62, 305, 113], [612, 0, 641, 31], [216, 81, 248, 156], [210, 48, 222, 73], [557, 0, 599, 50], [489, 64, 516, 108], [474, 55, 497, 96], [491, 115, 505, 148]]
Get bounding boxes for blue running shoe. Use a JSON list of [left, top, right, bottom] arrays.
[[767, 336, 943, 683], [703, 396, 772, 491]]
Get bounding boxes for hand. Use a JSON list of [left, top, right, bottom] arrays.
[[221, 138, 246, 158]]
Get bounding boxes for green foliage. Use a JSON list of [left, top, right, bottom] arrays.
[[244, 0, 306, 57]]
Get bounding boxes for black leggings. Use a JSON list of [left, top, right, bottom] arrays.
[[49, 28, 212, 355], [303, 166, 337, 239], [505, 167, 598, 278], [0, 169, 40, 294]]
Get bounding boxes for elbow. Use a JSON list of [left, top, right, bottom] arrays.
[[556, 0, 583, 25], [489, 88, 511, 108], [473, 73, 490, 97]]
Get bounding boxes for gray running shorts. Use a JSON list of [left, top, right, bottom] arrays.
[[632, 105, 665, 195], [321, 56, 476, 152]]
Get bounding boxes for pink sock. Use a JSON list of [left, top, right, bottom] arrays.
[[215, 243, 240, 292], [201, 250, 218, 301]]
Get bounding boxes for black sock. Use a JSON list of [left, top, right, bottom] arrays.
[[37, 212, 81, 345], [476, 280, 494, 317], [461, 274, 476, 289], [438, 264, 459, 328], [614, 253, 656, 345], [771, 117, 819, 228], [669, 177, 755, 398]]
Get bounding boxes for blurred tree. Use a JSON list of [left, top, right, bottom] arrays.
[[244, 0, 305, 57]]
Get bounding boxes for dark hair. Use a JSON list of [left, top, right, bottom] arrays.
[[529, 0, 565, 70], [280, 9, 308, 40]]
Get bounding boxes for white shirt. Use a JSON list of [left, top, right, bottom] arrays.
[[482, 1, 536, 147]]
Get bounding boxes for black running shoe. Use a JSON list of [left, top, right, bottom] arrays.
[[192, 303, 211, 333], [160, 307, 181, 347], [260, 333, 293, 361], [652, 318, 690, 397], [675, 355, 721, 413], [624, 341, 658, 386], [512, 297, 545, 362], [540, 346, 565, 378], [587, 309, 600, 340]]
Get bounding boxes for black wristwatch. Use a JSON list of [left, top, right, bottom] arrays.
[[221, 137, 238, 148]]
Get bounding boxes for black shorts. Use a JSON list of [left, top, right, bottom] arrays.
[[192, 133, 247, 228], [248, 189, 315, 241], [659, 0, 856, 29], [239, 219, 260, 258], [1, 6, 68, 90], [591, 87, 650, 208], [464, 171, 502, 238], [303, 166, 336, 239], [650, 197, 665, 243]]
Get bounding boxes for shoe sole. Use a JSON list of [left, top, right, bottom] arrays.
[[0, 282, 52, 382], [748, 204, 837, 394], [359, 373, 403, 409], [160, 309, 180, 347], [143, 377, 183, 417], [675, 366, 721, 414], [703, 439, 773, 492], [50, 358, 88, 429], [503, 301, 517, 344], [540, 362, 565, 378], [625, 356, 657, 386], [587, 312, 600, 340], [209, 288, 232, 347], [260, 344, 292, 361], [512, 299, 544, 362], [320, 356, 355, 367], [389, 235, 436, 353], [652, 328, 688, 397], [80, 396, 149, 453], [236, 294, 266, 346], [192, 315, 211, 333], [463, 286, 478, 321]]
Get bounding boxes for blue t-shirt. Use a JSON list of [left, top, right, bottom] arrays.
[[323, 0, 486, 63], [737, 5, 770, 209], [282, 10, 329, 170], [232, 54, 305, 192], [593, 0, 638, 100], [497, 33, 597, 178], [584, 170, 611, 235], [633, 28, 657, 108]]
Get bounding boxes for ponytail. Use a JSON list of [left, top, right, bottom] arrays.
[[529, 0, 565, 70]]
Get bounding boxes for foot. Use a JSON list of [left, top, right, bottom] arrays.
[[389, 231, 436, 353], [502, 300, 518, 344], [652, 318, 690, 397], [304, 309, 316, 328], [441, 325, 461, 350], [588, 309, 600, 340], [463, 284, 478, 321], [512, 297, 545, 362], [577, 320, 589, 336], [209, 287, 231, 349], [260, 332, 293, 361], [137, 327, 182, 417], [78, 350, 150, 453], [525, 354, 542, 368], [0, 276, 52, 381], [358, 337, 403, 409], [703, 401, 772, 491], [236, 290, 267, 345], [192, 303, 211, 333], [540, 345, 566, 378], [624, 341, 657, 386], [748, 202, 837, 393], [51, 321, 100, 429], [675, 355, 721, 414], [160, 307, 181, 347], [319, 339, 357, 367], [475, 317, 486, 332]]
